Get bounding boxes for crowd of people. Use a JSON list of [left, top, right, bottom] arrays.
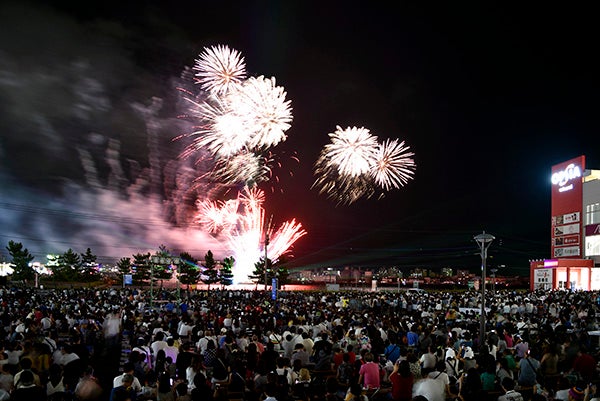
[[0, 285, 598, 401]]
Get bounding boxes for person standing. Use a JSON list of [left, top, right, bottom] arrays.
[[388, 360, 413, 401], [517, 350, 539, 387], [358, 352, 380, 390]]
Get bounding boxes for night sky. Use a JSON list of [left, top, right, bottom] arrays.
[[1, 1, 599, 276]]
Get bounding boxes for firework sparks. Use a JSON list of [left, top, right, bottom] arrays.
[[196, 187, 306, 283], [371, 139, 416, 191], [184, 63, 293, 186], [313, 126, 416, 205], [231, 76, 293, 150], [312, 153, 376, 205], [193, 45, 247, 95], [212, 151, 271, 187], [325, 126, 379, 177]]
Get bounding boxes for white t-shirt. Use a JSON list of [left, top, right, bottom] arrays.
[[112, 374, 142, 393]]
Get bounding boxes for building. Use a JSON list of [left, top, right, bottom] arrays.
[[530, 155, 600, 290]]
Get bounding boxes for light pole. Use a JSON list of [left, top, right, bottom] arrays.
[[474, 231, 494, 353], [264, 233, 269, 291]]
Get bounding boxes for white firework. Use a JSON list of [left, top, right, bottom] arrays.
[[371, 139, 416, 191], [212, 151, 271, 186], [195, 187, 306, 283], [194, 45, 247, 95], [186, 94, 252, 157], [229, 76, 293, 150], [324, 126, 379, 177]]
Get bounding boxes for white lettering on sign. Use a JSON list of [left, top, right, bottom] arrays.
[[552, 163, 581, 189]]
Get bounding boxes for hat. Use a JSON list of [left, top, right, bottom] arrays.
[[221, 328, 227, 334], [569, 387, 584, 400], [463, 346, 474, 359], [445, 348, 456, 360]]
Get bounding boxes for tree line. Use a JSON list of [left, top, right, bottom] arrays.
[[2, 240, 291, 288]]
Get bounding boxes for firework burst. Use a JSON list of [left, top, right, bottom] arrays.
[[324, 126, 379, 177], [193, 45, 247, 95], [231, 76, 293, 150], [184, 59, 293, 186], [313, 126, 416, 205], [371, 139, 416, 191], [195, 187, 306, 283]]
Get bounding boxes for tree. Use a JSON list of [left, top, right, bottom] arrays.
[[132, 252, 151, 284], [45, 254, 60, 281], [116, 257, 132, 277], [249, 256, 274, 288], [178, 252, 199, 289], [56, 248, 81, 282], [153, 245, 174, 283], [275, 256, 290, 288], [219, 256, 235, 287], [200, 250, 219, 289], [79, 248, 99, 282], [6, 240, 35, 283]]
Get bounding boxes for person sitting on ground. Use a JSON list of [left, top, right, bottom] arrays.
[[113, 362, 143, 394], [109, 373, 136, 401]]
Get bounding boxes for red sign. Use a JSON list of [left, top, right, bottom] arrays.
[[551, 156, 584, 259], [554, 234, 580, 246]]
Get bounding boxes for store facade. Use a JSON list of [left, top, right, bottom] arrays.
[[530, 155, 600, 291]]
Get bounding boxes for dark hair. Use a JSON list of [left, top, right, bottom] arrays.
[[19, 358, 33, 370], [175, 382, 187, 396], [501, 377, 516, 390], [123, 361, 134, 372], [157, 371, 171, 393], [398, 360, 411, 377]]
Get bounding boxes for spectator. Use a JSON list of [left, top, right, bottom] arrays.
[[517, 350, 540, 388], [358, 352, 380, 390], [109, 373, 136, 401], [46, 363, 66, 398], [497, 377, 524, 401], [11, 370, 47, 401], [113, 362, 143, 394], [456, 368, 484, 401], [571, 347, 597, 383], [388, 360, 414, 401]]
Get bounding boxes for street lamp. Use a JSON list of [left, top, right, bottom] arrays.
[[474, 231, 494, 353], [264, 233, 269, 291]]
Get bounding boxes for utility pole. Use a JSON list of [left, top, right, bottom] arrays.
[[264, 233, 269, 291], [264, 215, 273, 292]]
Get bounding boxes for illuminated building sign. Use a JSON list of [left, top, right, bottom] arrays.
[[551, 156, 585, 259], [551, 163, 582, 192]]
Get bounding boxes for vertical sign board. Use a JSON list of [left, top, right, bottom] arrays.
[[551, 156, 585, 258], [271, 278, 278, 300], [533, 268, 553, 290]]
